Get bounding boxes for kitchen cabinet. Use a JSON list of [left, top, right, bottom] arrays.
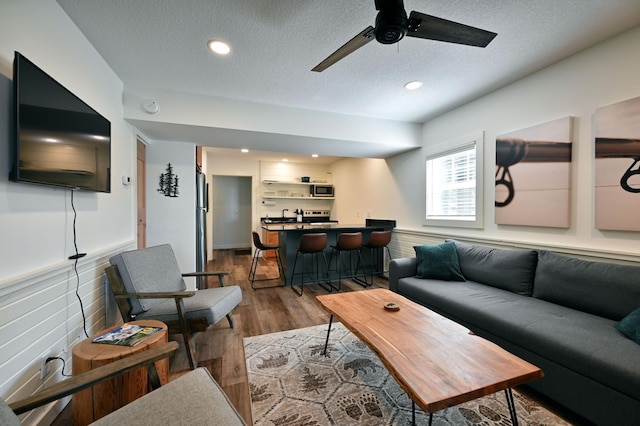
[[262, 180, 334, 200]]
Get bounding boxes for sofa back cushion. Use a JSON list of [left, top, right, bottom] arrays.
[[447, 240, 537, 295], [533, 250, 640, 321]]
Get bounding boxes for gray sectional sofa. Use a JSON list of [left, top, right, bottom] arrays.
[[389, 240, 640, 426]]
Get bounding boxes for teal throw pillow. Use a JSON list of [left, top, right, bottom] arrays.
[[414, 241, 465, 281], [615, 307, 640, 345]]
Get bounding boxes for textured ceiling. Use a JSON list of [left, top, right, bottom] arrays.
[[56, 0, 640, 160]]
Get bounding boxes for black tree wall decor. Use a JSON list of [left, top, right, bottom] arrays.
[[158, 163, 179, 197]]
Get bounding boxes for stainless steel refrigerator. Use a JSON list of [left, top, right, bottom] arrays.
[[196, 171, 208, 289]]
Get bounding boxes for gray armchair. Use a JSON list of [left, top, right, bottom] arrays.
[[107, 244, 242, 369], [1, 341, 247, 425]]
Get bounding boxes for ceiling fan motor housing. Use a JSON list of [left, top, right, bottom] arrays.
[[374, 1, 408, 44]]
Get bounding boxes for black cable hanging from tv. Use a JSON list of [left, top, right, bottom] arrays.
[[70, 189, 89, 338]]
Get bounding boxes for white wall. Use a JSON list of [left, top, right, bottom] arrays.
[[145, 140, 196, 284], [331, 157, 399, 225], [335, 25, 640, 260], [0, 1, 137, 424]]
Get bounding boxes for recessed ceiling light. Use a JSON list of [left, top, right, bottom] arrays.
[[282, 158, 289, 162], [312, 154, 319, 158], [207, 39, 231, 55], [404, 80, 423, 90], [241, 148, 249, 153]]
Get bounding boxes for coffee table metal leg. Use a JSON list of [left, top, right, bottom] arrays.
[[323, 315, 333, 357], [413, 392, 514, 426], [410, 400, 432, 426], [505, 389, 519, 425]]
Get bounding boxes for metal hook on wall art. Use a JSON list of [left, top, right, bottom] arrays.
[[495, 166, 515, 207], [495, 139, 527, 207], [620, 157, 640, 193]]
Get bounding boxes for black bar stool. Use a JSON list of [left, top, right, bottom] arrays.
[[328, 232, 367, 291], [290, 233, 331, 296], [249, 231, 285, 290], [355, 230, 392, 287]]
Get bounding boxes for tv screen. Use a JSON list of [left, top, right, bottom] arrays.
[[10, 52, 111, 193]]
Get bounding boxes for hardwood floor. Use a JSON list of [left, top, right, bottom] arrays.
[[52, 249, 590, 425], [181, 249, 390, 424]]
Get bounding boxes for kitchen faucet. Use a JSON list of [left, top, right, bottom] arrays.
[[282, 208, 289, 218]]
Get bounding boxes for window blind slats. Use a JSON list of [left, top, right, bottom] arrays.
[[426, 146, 476, 218]]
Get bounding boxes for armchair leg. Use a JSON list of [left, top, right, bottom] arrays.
[[226, 313, 234, 329], [175, 298, 197, 370], [147, 363, 162, 390]]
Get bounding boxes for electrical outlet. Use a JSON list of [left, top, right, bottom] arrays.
[[40, 356, 51, 380]]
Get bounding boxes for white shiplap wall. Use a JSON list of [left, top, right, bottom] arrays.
[[0, 242, 133, 425]]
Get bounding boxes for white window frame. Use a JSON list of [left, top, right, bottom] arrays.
[[424, 132, 484, 229]]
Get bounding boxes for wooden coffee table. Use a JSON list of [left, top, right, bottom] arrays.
[[316, 289, 543, 425]]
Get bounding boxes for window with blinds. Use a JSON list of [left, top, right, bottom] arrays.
[[426, 145, 476, 219], [424, 133, 484, 228]]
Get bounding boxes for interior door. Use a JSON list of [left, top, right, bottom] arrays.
[[137, 139, 146, 248]]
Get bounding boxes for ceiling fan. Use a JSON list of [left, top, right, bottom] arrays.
[[312, 0, 497, 72]]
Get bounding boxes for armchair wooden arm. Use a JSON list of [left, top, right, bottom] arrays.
[[182, 270, 232, 287], [181, 271, 231, 277], [9, 342, 178, 415], [113, 291, 196, 299], [111, 291, 205, 333]]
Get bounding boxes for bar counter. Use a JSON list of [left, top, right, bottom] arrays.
[[261, 222, 393, 287]]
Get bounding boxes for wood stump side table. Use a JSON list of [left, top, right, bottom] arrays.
[[72, 320, 169, 426]]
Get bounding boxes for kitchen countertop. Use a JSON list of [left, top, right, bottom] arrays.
[[261, 222, 388, 231]]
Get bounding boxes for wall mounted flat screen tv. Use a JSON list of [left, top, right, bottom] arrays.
[[9, 52, 111, 193]]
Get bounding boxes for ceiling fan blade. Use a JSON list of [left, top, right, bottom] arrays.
[[312, 26, 375, 72], [406, 11, 497, 47]]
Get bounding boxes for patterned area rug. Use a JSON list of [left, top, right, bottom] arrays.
[[244, 323, 570, 425]]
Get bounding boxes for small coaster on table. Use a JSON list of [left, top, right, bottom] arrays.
[[384, 302, 400, 311]]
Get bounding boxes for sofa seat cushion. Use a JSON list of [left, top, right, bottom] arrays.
[[395, 276, 640, 401], [521, 307, 640, 401], [136, 285, 242, 325], [396, 276, 544, 343]]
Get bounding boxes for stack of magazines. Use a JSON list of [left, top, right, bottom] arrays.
[[92, 324, 163, 346]]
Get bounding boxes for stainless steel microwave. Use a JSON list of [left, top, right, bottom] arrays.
[[310, 184, 334, 197]]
